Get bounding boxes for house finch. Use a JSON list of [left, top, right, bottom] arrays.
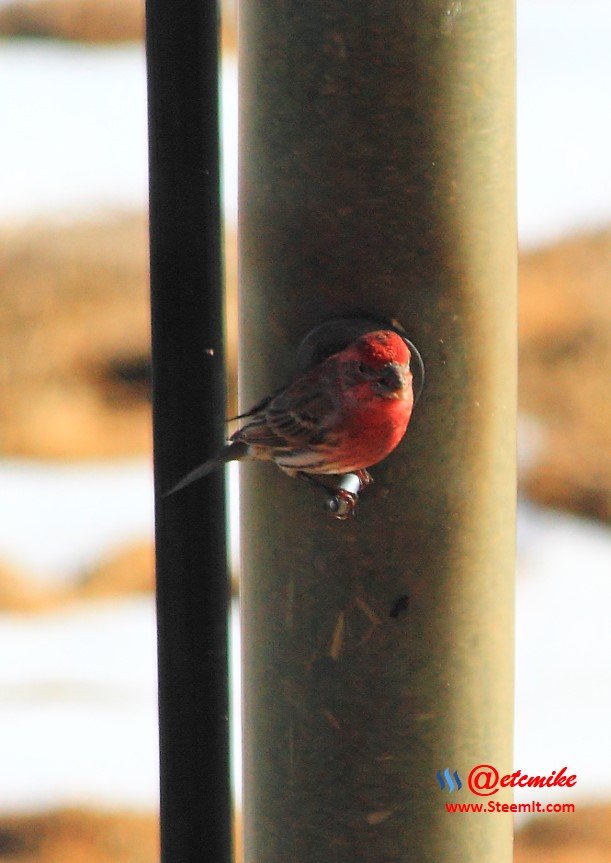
[[167, 329, 417, 513]]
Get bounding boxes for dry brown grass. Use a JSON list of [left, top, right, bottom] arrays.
[[514, 803, 611, 863], [0, 0, 143, 43], [0, 809, 158, 863], [0, 541, 155, 613], [519, 228, 611, 521], [0, 560, 59, 613], [0, 0, 237, 51], [0, 211, 237, 460], [77, 541, 155, 600], [0, 804, 607, 862], [0, 213, 151, 459]]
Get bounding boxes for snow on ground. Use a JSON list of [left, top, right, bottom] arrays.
[[517, 0, 611, 246], [0, 41, 148, 222], [515, 503, 611, 804], [0, 40, 237, 225], [0, 597, 158, 812], [0, 459, 153, 583]]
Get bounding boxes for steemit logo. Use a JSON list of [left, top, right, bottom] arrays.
[[436, 769, 462, 792], [436, 764, 577, 796]]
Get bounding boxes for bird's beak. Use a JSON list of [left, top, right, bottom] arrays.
[[383, 362, 411, 397]]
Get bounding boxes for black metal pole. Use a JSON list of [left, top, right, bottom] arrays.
[[145, 2, 231, 862]]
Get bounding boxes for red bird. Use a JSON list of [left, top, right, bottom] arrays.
[[167, 330, 415, 506]]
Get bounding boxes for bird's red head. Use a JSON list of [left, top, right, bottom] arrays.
[[352, 330, 411, 368], [336, 329, 413, 405]]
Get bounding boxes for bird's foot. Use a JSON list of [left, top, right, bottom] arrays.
[[354, 469, 373, 488], [326, 487, 358, 519], [298, 470, 373, 519], [325, 472, 371, 520]]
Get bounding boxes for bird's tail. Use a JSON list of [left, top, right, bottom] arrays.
[[163, 441, 248, 497]]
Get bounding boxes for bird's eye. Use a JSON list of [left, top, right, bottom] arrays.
[[357, 362, 369, 376]]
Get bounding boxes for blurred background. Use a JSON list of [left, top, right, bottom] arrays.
[[0, 0, 609, 860]]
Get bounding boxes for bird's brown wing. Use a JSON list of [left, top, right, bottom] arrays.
[[265, 368, 337, 447], [233, 367, 339, 449], [230, 415, 286, 448]]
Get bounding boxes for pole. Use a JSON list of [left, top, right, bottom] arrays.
[[240, 2, 515, 861], [146, 2, 232, 861]]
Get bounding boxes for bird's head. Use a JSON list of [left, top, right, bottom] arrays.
[[343, 330, 413, 401]]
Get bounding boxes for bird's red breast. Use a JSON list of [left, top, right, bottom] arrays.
[[328, 374, 413, 472]]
